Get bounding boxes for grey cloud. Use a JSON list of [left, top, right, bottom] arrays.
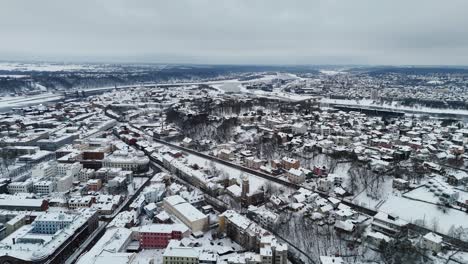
[[1, 0, 468, 65]]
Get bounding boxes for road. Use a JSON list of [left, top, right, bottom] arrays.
[[64, 176, 151, 264], [62, 222, 107, 264]]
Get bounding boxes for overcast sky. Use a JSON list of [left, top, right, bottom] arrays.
[[1, 0, 468, 65]]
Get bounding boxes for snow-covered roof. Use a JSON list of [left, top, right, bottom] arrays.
[[335, 220, 355, 232], [423, 232, 443, 244], [227, 184, 242, 197], [320, 256, 344, 264], [163, 240, 198, 258], [134, 224, 189, 234], [76, 227, 133, 264]]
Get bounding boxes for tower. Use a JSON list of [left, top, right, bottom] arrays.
[[241, 175, 249, 197], [241, 175, 249, 207]]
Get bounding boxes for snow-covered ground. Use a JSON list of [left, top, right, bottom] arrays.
[[321, 98, 468, 116], [351, 175, 468, 236], [253, 90, 315, 102], [351, 176, 394, 208], [320, 70, 347, 75], [132, 249, 164, 264], [0, 62, 98, 72], [0, 93, 63, 111], [379, 194, 468, 235], [404, 186, 442, 204]]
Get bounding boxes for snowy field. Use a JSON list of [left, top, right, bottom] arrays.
[[253, 91, 315, 102], [404, 186, 442, 204], [352, 177, 394, 209], [321, 98, 468, 116], [0, 93, 63, 112], [0, 62, 98, 72], [379, 195, 468, 235], [352, 176, 468, 235]]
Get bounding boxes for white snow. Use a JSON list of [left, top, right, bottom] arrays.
[[321, 98, 468, 116], [378, 195, 468, 235], [0, 62, 98, 72]]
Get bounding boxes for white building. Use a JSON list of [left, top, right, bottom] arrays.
[[163, 195, 208, 233], [421, 232, 443, 252], [180, 190, 205, 205], [32, 212, 75, 234], [260, 236, 288, 264], [68, 196, 94, 209], [33, 181, 55, 194], [8, 181, 33, 194], [248, 206, 278, 228], [287, 168, 305, 184], [57, 162, 82, 179], [143, 183, 166, 203], [76, 227, 134, 264], [317, 178, 333, 192], [102, 150, 150, 173], [79, 168, 95, 182], [57, 175, 73, 192], [163, 240, 199, 264], [31, 161, 57, 178], [292, 123, 308, 134]]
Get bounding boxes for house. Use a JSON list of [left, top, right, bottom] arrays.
[[269, 195, 286, 207], [334, 187, 348, 197], [181, 137, 194, 148], [446, 170, 468, 186], [328, 174, 343, 186], [371, 212, 407, 237], [218, 149, 234, 160], [367, 231, 391, 247], [423, 162, 442, 173], [247, 206, 278, 228], [334, 220, 355, 233], [320, 256, 344, 264], [287, 168, 305, 184], [292, 123, 308, 134], [292, 188, 318, 204], [319, 204, 333, 214], [289, 203, 305, 212], [226, 184, 242, 198], [281, 157, 300, 170], [271, 159, 282, 169], [313, 166, 328, 177], [87, 179, 102, 192], [144, 203, 157, 218], [318, 178, 333, 192], [245, 157, 263, 170], [421, 232, 443, 253], [392, 178, 409, 190], [334, 203, 355, 220]]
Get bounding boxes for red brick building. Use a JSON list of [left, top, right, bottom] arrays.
[[135, 224, 190, 249]]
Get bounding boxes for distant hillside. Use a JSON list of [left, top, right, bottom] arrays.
[[0, 64, 320, 95], [350, 66, 468, 76]]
